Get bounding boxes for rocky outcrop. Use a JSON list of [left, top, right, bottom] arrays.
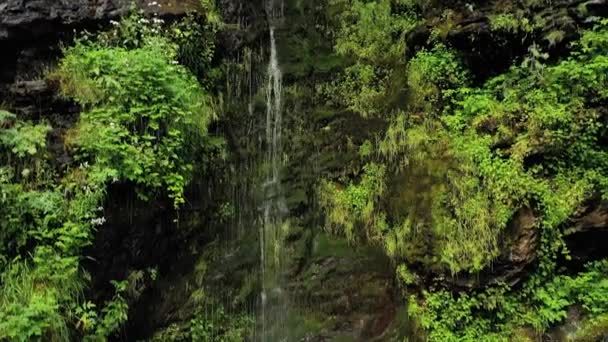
[[409, 0, 608, 81], [1, 0, 126, 42], [0, 0, 197, 42], [451, 199, 608, 290], [285, 231, 416, 341], [567, 199, 608, 234], [565, 199, 608, 265], [449, 208, 539, 289], [493, 207, 540, 286], [217, 0, 268, 53]]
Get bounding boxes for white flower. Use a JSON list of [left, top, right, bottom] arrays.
[[91, 217, 106, 226]]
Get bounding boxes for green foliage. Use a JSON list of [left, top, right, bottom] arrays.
[[331, 0, 417, 63], [318, 14, 608, 341], [150, 304, 253, 342], [395, 264, 417, 286], [0, 160, 110, 340], [0, 114, 56, 262], [489, 13, 545, 34], [409, 260, 608, 341], [400, 18, 608, 342], [322, 0, 419, 117], [0, 261, 81, 342], [0, 112, 50, 158], [323, 63, 391, 117], [76, 280, 129, 340], [54, 35, 215, 207], [170, 12, 222, 89], [319, 163, 386, 241], [360, 20, 606, 272], [190, 306, 253, 342], [406, 45, 468, 111], [0, 6, 221, 340]]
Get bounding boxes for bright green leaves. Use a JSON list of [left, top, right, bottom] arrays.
[[0, 112, 56, 263], [75, 280, 129, 340], [0, 113, 51, 159], [310, 2, 608, 341], [55, 37, 215, 207], [0, 259, 83, 341], [406, 45, 469, 112], [0, 6, 221, 340], [170, 11, 221, 88], [324, 0, 419, 117], [489, 13, 545, 34], [410, 260, 608, 341], [399, 20, 608, 341], [331, 63, 391, 117], [319, 163, 386, 241], [320, 2, 608, 276], [332, 0, 416, 63], [422, 21, 608, 274]]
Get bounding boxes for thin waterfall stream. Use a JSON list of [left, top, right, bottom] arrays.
[[258, 1, 289, 340]]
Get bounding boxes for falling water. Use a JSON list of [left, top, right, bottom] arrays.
[[258, 1, 289, 339]]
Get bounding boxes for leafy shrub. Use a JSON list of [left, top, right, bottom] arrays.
[[409, 260, 608, 340], [406, 45, 468, 111], [190, 306, 253, 342], [318, 163, 386, 241], [403, 18, 608, 341], [319, 14, 608, 341], [0, 6, 220, 340], [54, 37, 215, 206], [322, 0, 419, 117]]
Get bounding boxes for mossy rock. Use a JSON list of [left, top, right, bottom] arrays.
[[284, 231, 413, 340]]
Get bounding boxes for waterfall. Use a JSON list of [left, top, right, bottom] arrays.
[[258, 2, 289, 339]]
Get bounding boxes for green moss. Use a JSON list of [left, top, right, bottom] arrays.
[[285, 311, 331, 340], [571, 314, 608, 341], [330, 334, 355, 342], [312, 107, 339, 122], [312, 233, 356, 259]]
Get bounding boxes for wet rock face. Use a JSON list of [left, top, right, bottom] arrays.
[[0, 0, 204, 86], [0, 0, 126, 41], [0, 0, 202, 41], [285, 232, 412, 341], [216, 0, 268, 56], [0, 1, 151, 116], [566, 200, 608, 265]]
